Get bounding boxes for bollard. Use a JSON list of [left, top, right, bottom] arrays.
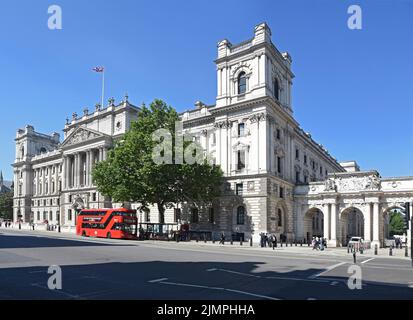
[[389, 245, 393, 256], [196, 238, 199, 243], [347, 245, 350, 254], [300, 241, 302, 247], [353, 251, 357, 264], [405, 245, 409, 258], [250, 238, 253, 247], [212, 239, 215, 244], [240, 240, 243, 246], [295, 240, 297, 247], [230, 239, 233, 245]]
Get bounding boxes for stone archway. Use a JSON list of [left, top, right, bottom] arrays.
[[340, 207, 365, 246], [382, 205, 405, 244], [303, 208, 324, 243]]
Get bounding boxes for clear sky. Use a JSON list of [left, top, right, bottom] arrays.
[[0, 0, 412, 180]]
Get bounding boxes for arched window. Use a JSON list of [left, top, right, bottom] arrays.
[[191, 208, 199, 223], [237, 206, 245, 225], [278, 208, 283, 227], [238, 72, 247, 94], [274, 78, 279, 100], [40, 147, 47, 154]]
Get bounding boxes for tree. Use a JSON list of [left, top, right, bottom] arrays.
[[0, 191, 13, 220], [389, 210, 405, 236], [92, 99, 223, 223]]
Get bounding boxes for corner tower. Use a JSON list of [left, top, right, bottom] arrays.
[[215, 22, 294, 113]]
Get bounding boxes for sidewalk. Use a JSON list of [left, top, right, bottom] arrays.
[[1, 226, 410, 260]]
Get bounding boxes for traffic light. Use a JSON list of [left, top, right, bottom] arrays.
[[402, 202, 410, 231]]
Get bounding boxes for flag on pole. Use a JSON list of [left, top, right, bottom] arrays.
[[92, 66, 105, 73]]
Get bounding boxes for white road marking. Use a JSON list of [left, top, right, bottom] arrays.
[[206, 268, 217, 272], [30, 283, 80, 299], [213, 268, 331, 284], [361, 258, 375, 264], [148, 278, 168, 283], [307, 298, 317, 300], [308, 262, 346, 279], [330, 281, 339, 286], [156, 280, 280, 300]]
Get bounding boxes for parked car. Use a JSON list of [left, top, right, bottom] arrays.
[[348, 236, 364, 251]]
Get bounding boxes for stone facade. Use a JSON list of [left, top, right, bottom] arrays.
[[12, 97, 140, 227], [12, 23, 412, 247]]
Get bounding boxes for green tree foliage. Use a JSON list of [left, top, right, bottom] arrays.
[[0, 191, 13, 220], [92, 99, 224, 223], [389, 210, 405, 236]]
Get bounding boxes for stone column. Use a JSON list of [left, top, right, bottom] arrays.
[[62, 156, 67, 190], [48, 166, 52, 195], [364, 204, 372, 242], [99, 148, 103, 162], [74, 153, 79, 187], [323, 204, 330, 240], [372, 202, 380, 248], [85, 150, 90, 186], [329, 203, 338, 247]]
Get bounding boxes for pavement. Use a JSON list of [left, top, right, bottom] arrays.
[[0, 227, 412, 300]]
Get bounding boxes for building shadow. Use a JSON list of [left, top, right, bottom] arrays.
[[0, 233, 130, 249], [0, 260, 412, 300]]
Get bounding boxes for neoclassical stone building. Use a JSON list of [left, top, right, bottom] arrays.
[[13, 23, 412, 246]]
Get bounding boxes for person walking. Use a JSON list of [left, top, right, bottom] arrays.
[[219, 232, 225, 245], [272, 234, 277, 249]]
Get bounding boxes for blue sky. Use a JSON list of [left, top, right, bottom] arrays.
[[0, 0, 412, 180]]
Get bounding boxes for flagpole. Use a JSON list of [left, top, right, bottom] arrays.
[[101, 69, 105, 109]]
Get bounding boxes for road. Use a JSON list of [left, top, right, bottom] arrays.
[[0, 229, 412, 300]]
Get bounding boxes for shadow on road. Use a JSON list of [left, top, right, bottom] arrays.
[[0, 260, 412, 300], [0, 233, 127, 249]]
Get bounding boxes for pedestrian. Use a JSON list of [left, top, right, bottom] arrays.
[[219, 232, 225, 245], [272, 234, 277, 249], [264, 233, 268, 247]]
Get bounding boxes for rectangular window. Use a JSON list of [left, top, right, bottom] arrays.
[[277, 157, 282, 174], [37, 212, 40, 221], [295, 149, 300, 159], [49, 211, 53, 221], [296, 171, 300, 183], [237, 150, 246, 170], [43, 211, 47, 221], [276, 129, 281, 140], [68, 209, 72, 221], [304, 155, 307, 165], [236, 183, 243, 196], [92, 193, 97, 202], [238, 123, 245, 137], [304, 175, 308, 184], [320, 166, 323, 175], [279, 187, 284, 198]]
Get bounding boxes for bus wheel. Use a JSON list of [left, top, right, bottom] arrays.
[[106, 232, 111, 239]]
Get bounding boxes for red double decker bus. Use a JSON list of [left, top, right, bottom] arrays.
[[76, 208, 138, 239]]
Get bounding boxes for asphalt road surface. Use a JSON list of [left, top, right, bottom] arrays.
[[1, 229, 412, 300]]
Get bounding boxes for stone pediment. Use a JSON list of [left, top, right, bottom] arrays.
[[62, 127, 106, 148]]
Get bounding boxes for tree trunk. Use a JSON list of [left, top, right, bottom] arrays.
[[157, 202, 165, 224]]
